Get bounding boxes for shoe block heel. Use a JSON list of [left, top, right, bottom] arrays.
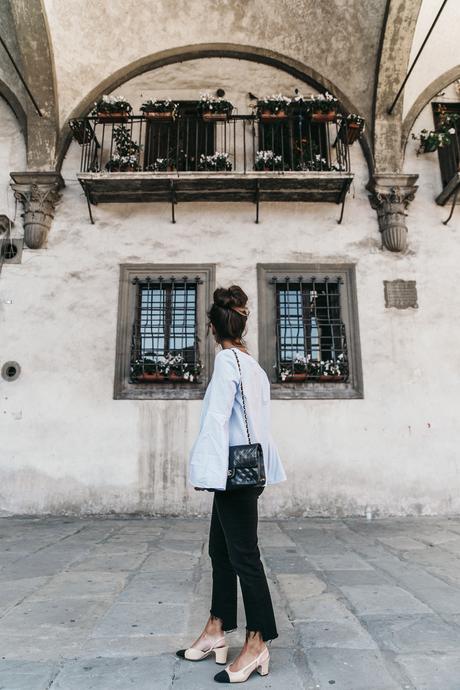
[[214, 645, 229, 664], [257, 657, 270, 676]]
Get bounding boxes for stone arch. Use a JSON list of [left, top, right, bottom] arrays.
[[401, 65, 460, 158], [0, 80, 27, 139], [56, 42, 373, 174]]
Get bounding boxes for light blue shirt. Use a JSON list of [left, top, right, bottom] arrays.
[[189, 347, 287, 490]]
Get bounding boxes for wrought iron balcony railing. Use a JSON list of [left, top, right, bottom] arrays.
[[70, 113, 355, 223]]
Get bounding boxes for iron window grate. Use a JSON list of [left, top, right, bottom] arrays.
[[129, 275, 202, 383], [272, 276, 349, 382]]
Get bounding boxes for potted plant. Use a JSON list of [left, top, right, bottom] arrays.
[[197, 152, 232, 171], [146, 157, 175, 172], [131, 353, 202, 382], [105, 125, 140, 172], [309, 91, 339, 122], [256, 94, 292, 120], [317, 354, 348, 382], [295, 152, 344, 172], [254, 150, 285, 171], [338, 113, 366, 145], [92, 94, 132, 123], [411, 128, 456, 154], [277, 353, 311, 382], [140, 99, 178, 120], [197, 93, 234, 121]]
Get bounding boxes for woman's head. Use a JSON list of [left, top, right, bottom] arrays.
[[207, 285, 249, 345]]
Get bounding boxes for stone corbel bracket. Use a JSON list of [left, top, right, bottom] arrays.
[[10, 172, 65, 249], [367, 174, 419, 253]]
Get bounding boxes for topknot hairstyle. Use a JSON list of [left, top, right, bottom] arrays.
[[207, 285, 249, 344]]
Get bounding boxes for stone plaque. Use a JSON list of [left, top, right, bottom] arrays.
[[383, 280, 418, 309]]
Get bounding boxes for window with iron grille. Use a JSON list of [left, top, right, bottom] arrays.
[[257, 264, 363, 399], [144, 101, 215, 171], [432, 102, 460, 188], [114, 264, 215, 400]]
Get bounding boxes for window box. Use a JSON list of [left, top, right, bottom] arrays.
[[197, 94, 233, 122], [259, 110, 288, 121], [140, 100, 178, 121], [97, 111, 129, 123], [93, 95, 132, 123], [256, 95, 291, 121], [311, 109, 337, 123]]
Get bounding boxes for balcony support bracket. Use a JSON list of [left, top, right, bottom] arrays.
[[170, 180, 177, 224], [442, 186, 459, 225], [255, 180, 260, 224], [82, 181, 95, 225]]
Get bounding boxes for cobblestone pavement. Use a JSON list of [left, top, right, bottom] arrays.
[[1, 515, 460, 689]]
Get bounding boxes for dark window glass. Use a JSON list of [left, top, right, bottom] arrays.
[[130, 281, 199, 381], [258, 118, 330, 170], [275, 281, 349, 380], [144, 101, 215, 171]]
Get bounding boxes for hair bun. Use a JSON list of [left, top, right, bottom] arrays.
[[213, 285, 248, 311]]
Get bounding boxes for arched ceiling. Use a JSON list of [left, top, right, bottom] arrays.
[[0, 0, 456, 175]]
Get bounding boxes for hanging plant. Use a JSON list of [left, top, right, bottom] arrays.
[[411, 128, 455, 154], [338, 114, 366, 145], [197, 94, 234, 121], [92, 94, 132, 122], [140, 99, 178, 120]]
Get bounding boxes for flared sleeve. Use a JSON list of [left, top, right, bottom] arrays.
[[189, 350, 239, 489]]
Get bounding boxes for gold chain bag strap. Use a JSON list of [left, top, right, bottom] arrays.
[[225, 348, 266, 491]]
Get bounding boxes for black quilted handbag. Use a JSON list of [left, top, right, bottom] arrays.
[[225, 348, 266, 491]]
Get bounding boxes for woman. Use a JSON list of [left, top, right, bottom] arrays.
[[176, 285, 287, 684]]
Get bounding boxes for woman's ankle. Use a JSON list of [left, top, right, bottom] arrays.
[[204, 614, 224, 636]]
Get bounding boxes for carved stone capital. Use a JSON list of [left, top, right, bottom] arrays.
[[10, 172, 65, 249], [366, 174, 419, 252]]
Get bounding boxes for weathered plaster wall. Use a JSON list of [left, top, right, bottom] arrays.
[[402, 0, 460, 120], [0, 96, 26, 222], [42, 0, 386, 127], [1, 59, 459, 518]]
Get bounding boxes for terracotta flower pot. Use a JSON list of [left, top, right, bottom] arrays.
[[311, 110, 337, 123], [338, 121, 362, 145], [318, 374, 346, 382], [260, 110, 287, 121], [97, 111, 129, 123], [144, 111, 175, 120], [201, 111, 229, 121], [168, 371, 187, 381], [136, 371, 166, 382], [283, 372, 308, 382]]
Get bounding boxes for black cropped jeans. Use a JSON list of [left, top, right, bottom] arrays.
[[208, 485, 278, 643]]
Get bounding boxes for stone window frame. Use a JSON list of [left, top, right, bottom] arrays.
[[257, 263, 364, 400], [114, 263, 216, 400]]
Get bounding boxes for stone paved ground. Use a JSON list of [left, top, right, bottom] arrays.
[[1, 516, 460, 689]]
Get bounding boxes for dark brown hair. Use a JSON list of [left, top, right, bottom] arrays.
[[207, 285, 249, 344]]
